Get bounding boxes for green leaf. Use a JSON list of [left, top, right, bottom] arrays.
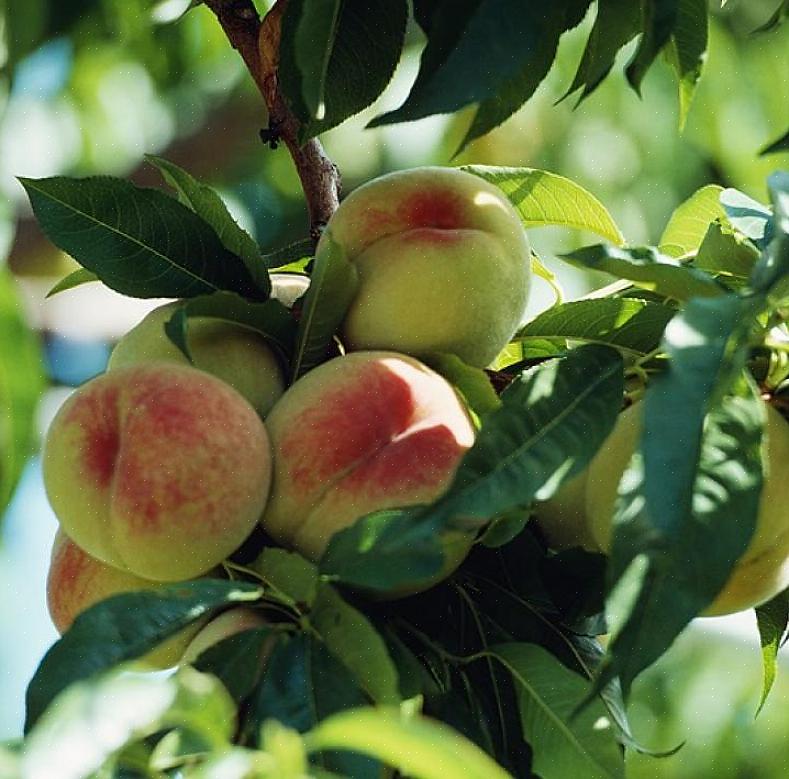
[[668, 0, 708, 130], [442, 345, 624, 519], [753, 0, 789, 33], [761, 128, 789, 156], [280, 0, 408, 140], [373, 3, 589, 150], [248, 633, 378, 777], [694, 221, 760, 279], [265, 239, 314, 271], [463, 166, 625, 246], [516, 298, 675, 357], [2, 0, 47, 71], [250, 547, 319, 607], [659, 184, 725, 257], [192, 627, 274, 703], [25, 580, 262, 731], [177, 291, 298, 356], [492, 643, 624, 779], [21, 667, 235, 779], [603, 299, 763, 693], [563, 244, 723, 300], [755, 590, 789, 716], [626, 0, 681, 94], [291, 232, 358, 379], [19, 176, 261, 300], [311, 584, 400, 704], [720, 188, 773, 249], [146, 155, 270, 295], [562, 0, 641, 103], [164, 305, 193, 363], [307, 707, 513, 779], [0, 269, 45, 515], [422, 353, 502, 419], [751, 172, 789, 293], [46, 268, 99, 298]]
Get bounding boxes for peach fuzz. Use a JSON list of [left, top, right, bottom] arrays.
[[319, 167, 531, 368], [260, 351, 476, 573], [108, 302, 286, 418], [43, 363, 272, 582], [46, 530, 202, 667]]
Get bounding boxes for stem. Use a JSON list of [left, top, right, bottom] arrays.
[[204, 0, 341, 243]]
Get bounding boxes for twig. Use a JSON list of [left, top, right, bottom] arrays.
[[203, 0, 341, 243]]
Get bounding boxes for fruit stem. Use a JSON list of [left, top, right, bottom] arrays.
[[204, 0, 341, 244]]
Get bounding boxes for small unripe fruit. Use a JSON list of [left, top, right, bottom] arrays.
[[321, 167, 531, 368], [108, 302, 285, 417], [46, 530, 201, 667], [43, 363, 272, 582], [260, 352, 476, 583]]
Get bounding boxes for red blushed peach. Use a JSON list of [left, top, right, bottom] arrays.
[[260, 351, 476, 576], [46, 530, 202, 667], [42, 363, 272, 582], [319, 167, 531, 368]]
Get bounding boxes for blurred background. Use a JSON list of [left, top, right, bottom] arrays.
[[1, 0, 789, 775]]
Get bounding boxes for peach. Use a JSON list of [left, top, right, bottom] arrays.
[[539, 401, 789, 615], [318, 167, 531, 368], [108, 302, 286, 418], [180, 607, 271, 665], [46, 530, 201, 667], [42, 363, 272, 581], [260, 352, 477, 577]]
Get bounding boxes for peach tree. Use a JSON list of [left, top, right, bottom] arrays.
[[4, 1, 789, 778]]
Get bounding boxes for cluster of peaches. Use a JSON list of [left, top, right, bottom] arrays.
[[42, 167, 534, 664]]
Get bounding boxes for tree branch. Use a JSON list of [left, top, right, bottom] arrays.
[[203, 0, 341, 243]]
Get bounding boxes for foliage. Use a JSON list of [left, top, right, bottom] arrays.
[[4, 1, 789, 778]]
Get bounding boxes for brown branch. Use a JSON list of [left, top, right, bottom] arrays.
[[203, 0, 341, 244]]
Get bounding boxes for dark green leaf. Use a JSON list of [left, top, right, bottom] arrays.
[[760, 128, 789, 156], [146, 155, 270, 295], [516, 298, 675, 357], [479, 510, 532, 548], [291, 232, 358, 379], [264, 239, 314, 271], [755, 590, 789, 716], [0, 269, 45, 515], [603, 347, 763, 693], [164, 305, 193, 363], [442, 345, 624, 519], [372, 3, 585, 150], [626, 0, 680, 94], [750, 172, 789, 293], [46, 268, 98, 298], [720, 188, 773, 249], [280, 0, 407, 140], [25, 580, 262, 732], [19, 176, 261, 300], [563, 244, 723, 300], [192, 627, 274, 703], [248, 633, 378, 777], [492, 643, 624, 779], [311, 584, 400, 704], [668, 0, 708, 129], [562, 0, 641, 103]]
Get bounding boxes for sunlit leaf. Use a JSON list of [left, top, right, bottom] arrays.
[[755, 590, 789, 716], [659, 184, 724, 257]]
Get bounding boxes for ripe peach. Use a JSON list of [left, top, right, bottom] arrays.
[[46, 530, 201, 667], [260, 352, 476, 578], [319, 167, 531, 368], [540, 401, 789, 615], [180, 607, 270, 665], [108, 302, 285, 417], [42, 363, 272, 581]]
